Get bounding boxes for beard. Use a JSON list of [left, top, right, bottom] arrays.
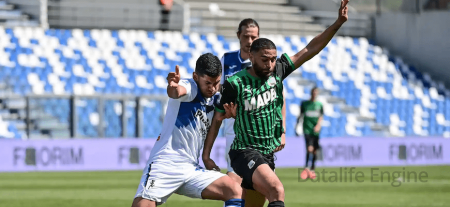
[[252, 62, 273, 79]]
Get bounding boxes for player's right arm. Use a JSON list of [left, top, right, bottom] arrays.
[[202, 80, 238, 171], [166, 65, 187, 99]]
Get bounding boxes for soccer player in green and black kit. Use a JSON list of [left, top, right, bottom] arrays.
[[203, 1, 349, 206], [297, 87, 323, 180]]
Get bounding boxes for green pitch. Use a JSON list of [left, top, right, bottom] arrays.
[[1, 166, 449, 207]]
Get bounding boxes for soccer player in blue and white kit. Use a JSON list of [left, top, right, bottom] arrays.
[[132, 53, 244, 207]]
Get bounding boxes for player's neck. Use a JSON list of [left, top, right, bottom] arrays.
[[247, 67, 260, 79], [240, 49, 249, 61], [310, 98, 316, 102]]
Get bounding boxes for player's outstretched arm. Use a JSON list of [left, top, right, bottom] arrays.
[[166, 65, 187, 99], [290, 0, 349, 69]]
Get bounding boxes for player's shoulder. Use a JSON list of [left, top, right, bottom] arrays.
[[226, 69, 246, 83], [179, 78, 198, 94], [223, 49, 240, 57], [222, 50, 240, 61]]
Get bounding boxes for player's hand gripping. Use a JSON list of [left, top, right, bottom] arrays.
[[337, 0, 349, 24], [274, 133, 286, 152], [215, 102, 237, 121], [167, 65, 181, 88], [203, 158, 220, 172]]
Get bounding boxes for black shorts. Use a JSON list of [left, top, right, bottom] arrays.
[[304, 134, 320, 149], [229, 148, 275, 190]]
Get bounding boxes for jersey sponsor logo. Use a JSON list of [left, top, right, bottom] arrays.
[[244, 88, 277, 111], [305, 111, 321, 117], [195, 109, 211, 139]]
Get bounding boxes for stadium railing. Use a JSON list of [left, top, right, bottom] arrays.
[[0, 94, 168, 139]]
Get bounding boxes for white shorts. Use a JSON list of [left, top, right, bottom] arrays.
[[134, 159, 226, 205], [225, 134, 235, 173]]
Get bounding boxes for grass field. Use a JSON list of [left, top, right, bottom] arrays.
[[1, 166, 449, 207]]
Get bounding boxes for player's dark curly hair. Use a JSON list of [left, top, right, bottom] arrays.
[[250, 38, 276, 53], [237, 18, 260, 36], [195, 53, 222, 77]]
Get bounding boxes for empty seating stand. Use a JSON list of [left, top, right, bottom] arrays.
[[0, 26, 449, 139]]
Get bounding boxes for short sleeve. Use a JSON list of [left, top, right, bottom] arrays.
[[275, 53, 296, 80], [215, 80, 238, 113], [177, 79, 198, 102]]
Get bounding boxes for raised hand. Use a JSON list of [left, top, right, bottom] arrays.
[[167, 65, 181, 88], [338, 0, 349, 24]]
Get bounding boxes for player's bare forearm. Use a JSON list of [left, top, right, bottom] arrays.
[[202, 111, 223, 160], [290, 0, 349, 68], [317, 116, 323, 127], [167, 84, 187, 99]]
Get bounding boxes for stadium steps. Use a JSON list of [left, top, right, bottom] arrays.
[[298, 10, 372, 37], [186, 0, 289, 4], [0, 1, 39, 27], [0, 1, 14, 10], [185, 0, 324, 38]]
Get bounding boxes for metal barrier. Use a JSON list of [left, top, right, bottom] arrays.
[[1, 94, 168, 139]]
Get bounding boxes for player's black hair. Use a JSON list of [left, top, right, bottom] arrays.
[[237, 18, 260, 35], [195, 53, 222, 77], [250, 38, 276, 53]]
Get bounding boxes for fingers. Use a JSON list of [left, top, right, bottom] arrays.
[[343, 0, 349, 7], [340, 0, 349, 10], [212, 166, 220, 172], [175, 65, 180, 75]]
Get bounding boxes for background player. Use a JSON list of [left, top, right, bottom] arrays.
[[203, 1, 349, 207], [297, 87, 323, 179], [132, 53, 243, 207]]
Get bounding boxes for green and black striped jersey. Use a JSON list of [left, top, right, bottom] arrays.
[[215, 54, 296, 154]]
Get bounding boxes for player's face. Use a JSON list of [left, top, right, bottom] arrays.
[[311, 89, 319, 99], [193, 73, 221, 98], [250, 48, 277, 79], [237, 26, 258, 54]]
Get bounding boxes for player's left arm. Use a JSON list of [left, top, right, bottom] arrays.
[[202, 80, 238, 170], [275, 92, 286, 152], [290, 0, 349, 69], [314, 104, 324, 133]]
